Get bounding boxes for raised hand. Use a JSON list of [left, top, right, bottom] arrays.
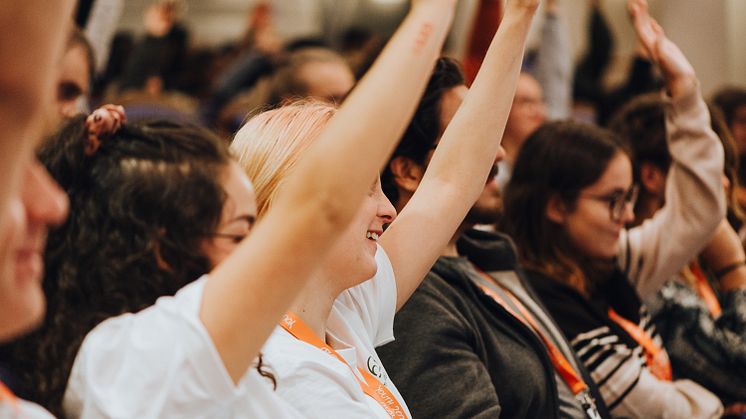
[[628, 0, 695, 98]]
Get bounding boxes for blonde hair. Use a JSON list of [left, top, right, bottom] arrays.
[[231, 100, 336, 217]]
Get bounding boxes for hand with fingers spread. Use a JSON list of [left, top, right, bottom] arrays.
[[628, 0, 696, 98]]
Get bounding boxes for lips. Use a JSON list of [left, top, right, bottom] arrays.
[[15, 248, 43, 282]]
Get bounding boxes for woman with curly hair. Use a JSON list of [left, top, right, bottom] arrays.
[[1, 0, 459, 416]]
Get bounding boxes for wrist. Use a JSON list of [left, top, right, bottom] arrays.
[[667, 73, 697, 99]]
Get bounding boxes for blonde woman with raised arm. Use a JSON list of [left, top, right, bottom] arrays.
[[231, 0, 540, 417], [1, 0, 461, 417]]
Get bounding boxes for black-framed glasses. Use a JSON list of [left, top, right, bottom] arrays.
[[579, 185, 639, 222]]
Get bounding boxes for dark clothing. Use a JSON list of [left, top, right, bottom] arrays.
[[378, 230, 610, 419], [526, 268, 722, 417], [647, 280, 746, 404]]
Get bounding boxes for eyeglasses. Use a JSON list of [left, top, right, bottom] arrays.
[[579, 185, 639, 222]]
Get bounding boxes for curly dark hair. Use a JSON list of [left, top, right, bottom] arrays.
[[0, 116, 245, 417]]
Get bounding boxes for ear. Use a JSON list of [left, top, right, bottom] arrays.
[[545, 194, 567, 224], [388, 156, 425, 195], [640, 162, 665, 196], [151, 230, 172, 271]]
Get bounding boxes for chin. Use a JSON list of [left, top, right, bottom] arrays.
[[0, 291, 46, 341]]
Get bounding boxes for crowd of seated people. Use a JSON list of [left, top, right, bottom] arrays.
[[0, 0, 745, 418]]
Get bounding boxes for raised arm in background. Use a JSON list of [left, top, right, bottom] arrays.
[[533, 0, 572, 119], [380, 0, 540, 311], [620, 0, 725, 299]]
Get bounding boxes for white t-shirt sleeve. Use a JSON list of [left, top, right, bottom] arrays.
[[63, 276, 241, 418], [0, 399, 56, 419], [333, 244, 397, 347]]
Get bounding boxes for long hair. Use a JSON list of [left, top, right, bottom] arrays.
[[501, 121, 629, 295], [1, 117, 231, 417], [231, 100, 336, 217]]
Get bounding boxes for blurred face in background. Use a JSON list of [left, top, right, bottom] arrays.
[[297, 60, 355, 104], [44, 41, 92, 135], [504, 73, 546, 149]]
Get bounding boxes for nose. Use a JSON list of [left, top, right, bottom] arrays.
[[621, 200, 636, 224], [495, 146, 506, 164], [374, 184, 397, 223], [22, 161, 69, 227]]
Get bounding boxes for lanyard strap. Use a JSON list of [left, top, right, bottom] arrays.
[[686, 261, 722, 318], [279, 313, 408, 419], [472, 268, 588, 395], [0, 380, 17, 408], [607, 308, 672, 381]]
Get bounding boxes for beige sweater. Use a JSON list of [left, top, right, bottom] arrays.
[[612, 85, 725, 418]]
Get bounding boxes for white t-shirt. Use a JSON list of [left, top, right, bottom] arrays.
[[262, 244, 411, 419], [0, 398, 55, 419], [63, 276, 303, 419]]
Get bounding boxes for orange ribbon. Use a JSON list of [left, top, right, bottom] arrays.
[[0, 380, 17, 408], [607, 308, 672, 381], [686, 261, 722, 318], [279, 313, 408, 419], [473, 268, 602, 419]]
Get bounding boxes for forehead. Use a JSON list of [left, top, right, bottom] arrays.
[[439, 85, 468, 131], [221, 162, 257, 217], [583, 152, 633, 194]]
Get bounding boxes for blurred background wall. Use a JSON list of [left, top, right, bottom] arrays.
[[113, 0, 744, 94]]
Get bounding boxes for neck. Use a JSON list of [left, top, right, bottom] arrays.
[[287, 274, 339, 339], [442, 223, 471, 257]]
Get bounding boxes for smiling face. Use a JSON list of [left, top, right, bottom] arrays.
[[320, 177, 396, 289], [201, 161, 258, 267], [553, 152, 634, 260], [0, 160, 69, 341]]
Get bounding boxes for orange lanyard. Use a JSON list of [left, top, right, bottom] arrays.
[[0, 380, 17, 408], [607, 308, 672, 381], [686, 261, 722, 318], [472, 269, 602, 419], [279, 313, 408, 419], [473, 272, 587, 394]]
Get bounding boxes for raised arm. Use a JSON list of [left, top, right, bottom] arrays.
[[201, 0, 457, 382], [0, 1, 75, 220], [381, 0, 539, 310], [620, 0, 725, 299], [533, 0, 572, 119]]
